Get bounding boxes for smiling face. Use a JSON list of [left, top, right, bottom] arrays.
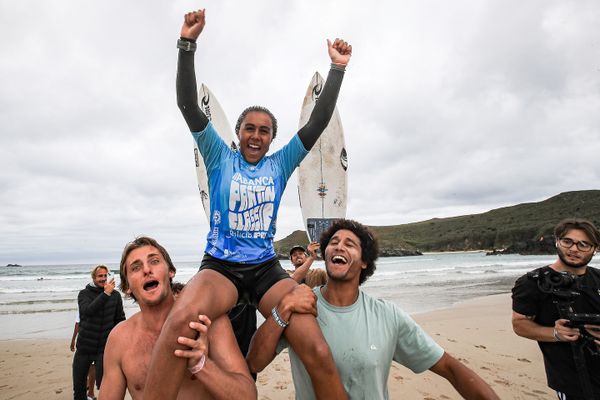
[[93, 266, 109, 288], [125, 245, 175, 306], [324, 229, 367, 284], [237, 111, 274, 164], [290, 249, 307, 268], [556, 229, 597, 271]]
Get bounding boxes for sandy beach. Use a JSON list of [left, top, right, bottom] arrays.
[[0, 293, 552, 399]]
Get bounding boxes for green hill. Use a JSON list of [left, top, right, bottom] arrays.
[[275, 190, 600, 255]]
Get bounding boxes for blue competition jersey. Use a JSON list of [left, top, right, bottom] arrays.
[[192, 122, 308, 263]]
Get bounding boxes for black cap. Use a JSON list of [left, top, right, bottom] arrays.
[[289, 245, 307, 256]]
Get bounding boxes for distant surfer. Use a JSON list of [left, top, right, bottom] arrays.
[[142, 8, 352, 400]]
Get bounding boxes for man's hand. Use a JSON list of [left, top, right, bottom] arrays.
[[554, 319, 581, 342], [327, 38, 352, 66], [70, 341, 75, 352], [307, 242, 319, 259], [104, 278, 116, 296], [174, 315, 211, 369], [278, 284, 317, 322], [181, 9, 206, 41]]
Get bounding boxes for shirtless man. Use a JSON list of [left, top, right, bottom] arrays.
[[99, 237, 256, 400]]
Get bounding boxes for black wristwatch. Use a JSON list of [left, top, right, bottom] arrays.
[[177, 39, 197, 52]]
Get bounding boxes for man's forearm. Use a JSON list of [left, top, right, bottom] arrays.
[[245, 315, 285, 373], [446, 363, 498, 399], [431, 353, 499, 400], [79, 293, 108, 316], [512, 313, 555, 342]]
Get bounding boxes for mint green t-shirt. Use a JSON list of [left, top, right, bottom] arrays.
[[277, 288, 444, 400]]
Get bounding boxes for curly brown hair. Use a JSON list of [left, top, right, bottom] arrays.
[[319, 219, 379, 285]]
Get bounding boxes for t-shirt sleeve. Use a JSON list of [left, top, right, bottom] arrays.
[[392, 307, 444, 373], [191, 121, 228, 173], [512, 273, 540, 317], [272, 134, 309, 182]]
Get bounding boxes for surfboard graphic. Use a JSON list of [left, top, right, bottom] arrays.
[[194, 84, 236, 222], [298, 72, 348, 242]]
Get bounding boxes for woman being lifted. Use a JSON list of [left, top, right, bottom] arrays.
[[143, 8, 352, 400]]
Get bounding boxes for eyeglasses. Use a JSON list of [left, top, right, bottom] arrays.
[[558, 237, 594, 252]]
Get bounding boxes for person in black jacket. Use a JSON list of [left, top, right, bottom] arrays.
[[512, 219, 600, 399], [73, 265, 125, 400]]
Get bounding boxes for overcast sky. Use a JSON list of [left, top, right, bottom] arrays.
[[1, 0, 599, 265]]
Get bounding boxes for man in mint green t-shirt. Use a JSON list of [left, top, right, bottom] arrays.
[[246, 219, 499, 400]]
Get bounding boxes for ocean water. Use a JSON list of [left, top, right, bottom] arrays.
[[1, 252, 583, 340]]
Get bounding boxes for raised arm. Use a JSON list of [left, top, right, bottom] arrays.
[[298, 38, 352, 151], [290, 242, 319, 284], [246, 285, 317, 373], [175, 315, 257, 400], [429, 352, 499, 400], [177, 9, 210, 132]]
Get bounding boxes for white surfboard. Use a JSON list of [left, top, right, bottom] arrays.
[[297, 72, 348, 242], [194, 84, 236, 222]]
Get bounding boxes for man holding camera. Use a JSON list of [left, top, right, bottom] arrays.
[[512, 219, 600, 400]]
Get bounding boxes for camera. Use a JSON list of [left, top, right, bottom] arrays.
[[565, 312, 600, 328], [528, 268, 600, 333]]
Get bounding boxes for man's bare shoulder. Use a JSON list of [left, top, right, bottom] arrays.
[[107, 311, 142, 344]]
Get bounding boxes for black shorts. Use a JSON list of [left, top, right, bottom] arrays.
[[199, 254, 291, 307]]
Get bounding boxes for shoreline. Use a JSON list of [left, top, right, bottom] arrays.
[[1, 293, 552, 399]]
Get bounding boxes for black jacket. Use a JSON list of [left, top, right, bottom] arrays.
[[76, 284, 125, 354]]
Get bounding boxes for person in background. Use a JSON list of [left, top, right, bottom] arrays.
[[70, 305, 97, 400], [512, 218, 600, 399], [288, 243, 327, 288], [73, 265, 125, 400]]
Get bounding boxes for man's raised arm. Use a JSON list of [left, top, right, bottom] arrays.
[[291, 242, 319, 284]]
